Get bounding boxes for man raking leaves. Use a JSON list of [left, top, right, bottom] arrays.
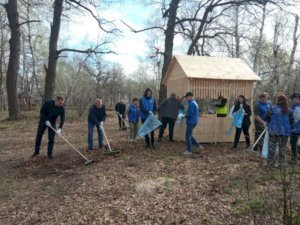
[[46, 121, 93, 165], [32, 96, 65, 159]]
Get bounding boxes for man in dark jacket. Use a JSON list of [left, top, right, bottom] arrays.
[[32, 96, 65, 159], [115, 99, 126, 130], [87, 99, 107, 151], [158, 93, 182, 142]]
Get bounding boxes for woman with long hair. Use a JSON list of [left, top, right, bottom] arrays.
[[266, 95, 291, 168], [232, 95, 252, 149]]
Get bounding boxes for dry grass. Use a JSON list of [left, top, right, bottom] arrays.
[[0, 111, 299, 225]]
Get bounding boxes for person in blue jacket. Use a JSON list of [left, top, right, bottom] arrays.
[[87, 99, 107, 151], [127, 98, 141, 142], [290, 93, 300, 162], [253, 93, 271, 152], [266, 95, 291, 168], [140, 88, 157, 149], [183, 92, 203, 155]]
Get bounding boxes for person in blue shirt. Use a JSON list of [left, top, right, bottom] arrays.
[[266, 95, 291, 168], [127, 98, 141, 142], [290, 93, 300, 163], [183, 92, 203, 155], [87, 99, 107, 151], [253, 93, 271, 152], [140, 88, 157, 149]]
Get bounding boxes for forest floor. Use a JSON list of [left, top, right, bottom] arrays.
[[0, 110, 299, 225]]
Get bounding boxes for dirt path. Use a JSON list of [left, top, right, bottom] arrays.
[[0, 116, 299, 225]]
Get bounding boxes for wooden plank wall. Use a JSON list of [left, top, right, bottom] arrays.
[[169, 78, 255, 143], [189, 79, 253, 104]]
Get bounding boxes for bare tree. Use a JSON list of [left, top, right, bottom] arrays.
[[43, 0, 116, 102], [2, 0, 22, 120]]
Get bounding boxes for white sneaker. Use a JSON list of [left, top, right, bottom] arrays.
[[183, 151, 192, 155], [198, 144, 204, 150], [129, 139, 133, 143]]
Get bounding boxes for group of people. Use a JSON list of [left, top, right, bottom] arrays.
[[32, 88, 300, 168], [252, 93, 300, 167]]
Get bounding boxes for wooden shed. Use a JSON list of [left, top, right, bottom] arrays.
[[163, 55, 261, 143]]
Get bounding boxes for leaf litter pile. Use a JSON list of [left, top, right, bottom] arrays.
[[0, 115, 299, 225]]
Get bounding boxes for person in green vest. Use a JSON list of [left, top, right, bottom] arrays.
[[215, 95, 228, 117]]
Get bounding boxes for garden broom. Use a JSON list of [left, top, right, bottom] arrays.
[[46, 122, 93, 165], [101, 124, 120, 155]]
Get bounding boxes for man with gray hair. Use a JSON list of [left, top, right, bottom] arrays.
[[87, 99, 107, 151], [158, 93, 182, 142]]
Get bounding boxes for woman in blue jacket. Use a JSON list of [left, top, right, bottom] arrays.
[[127, 98, 141, 142], [266, 95, 291, 168], [140, 88, 157, 149]]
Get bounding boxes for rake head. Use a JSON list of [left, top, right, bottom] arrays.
[[84, 159, 94, 165]]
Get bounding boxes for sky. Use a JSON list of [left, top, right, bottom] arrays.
[[63, 1, 157, 74], [61, 1, 300, 74]]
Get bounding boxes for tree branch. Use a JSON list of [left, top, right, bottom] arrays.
[[19, 20, 41, 26], [66, 0, 119, 34], [56, 48, 116, 56], [121, 20, 166, 33]]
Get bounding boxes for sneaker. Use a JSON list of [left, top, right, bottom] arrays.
[[231, 145, 237, 149], [47, 155, 53, 160], [169, 139, 175, 142], [129, 139, 133, 143], [244, 145, 250, 150], [198, 144, 204, 150], [31, 152, 39, 158], [158, 138, 162, 142], [133, 139, 137, 143], [151, 144, 155, 149], [182, 151, 192, 155]]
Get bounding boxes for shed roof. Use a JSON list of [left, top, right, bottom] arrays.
[[164, 55, 261, 82]]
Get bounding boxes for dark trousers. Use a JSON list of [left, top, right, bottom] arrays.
[[159, 117, 176, 140], [142, 118, 154, 146], [118, 113, 125, 128], [267, 135, 288, 166], [34, 120, 56, 156], [290, 134, 299, 160], [233, 125, 250, 147], [254, 123, 265, 152]]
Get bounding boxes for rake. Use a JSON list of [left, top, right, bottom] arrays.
[[46, 122, 93, 165], [101, 124, 120, 156]]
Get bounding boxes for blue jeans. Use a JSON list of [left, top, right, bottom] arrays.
[[185, 124, 199, 152], [88, 121, 103, 150]]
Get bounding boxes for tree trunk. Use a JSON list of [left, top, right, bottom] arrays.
[[187, 3, 212, 55], [159, 0, 180, 103], [253, 3, 267, 73], [43, 0, 64, 101], [4, 0, 22, 120], [234, 5, 240, 58], [286, 14, 298, 92]]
